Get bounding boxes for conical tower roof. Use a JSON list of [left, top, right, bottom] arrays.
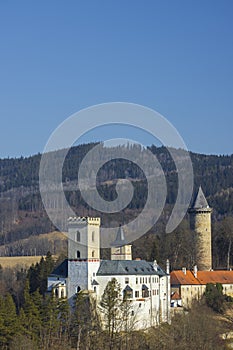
[[111, 225, 128, 247], [191, 186, 210, 209]]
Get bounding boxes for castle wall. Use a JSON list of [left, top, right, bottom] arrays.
[[96, 273, 163, 329]]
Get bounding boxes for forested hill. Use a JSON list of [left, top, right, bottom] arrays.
[[0, 143, 232, 209], [0, 143, 232, 256]]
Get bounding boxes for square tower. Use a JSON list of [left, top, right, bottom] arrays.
[[68, 216, 100, 260], [67, 216, 100, 299]]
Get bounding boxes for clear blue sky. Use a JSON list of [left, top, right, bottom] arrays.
[[0, 0, 232, 158]]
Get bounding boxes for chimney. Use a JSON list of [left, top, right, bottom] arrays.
[[193, 265, 198, 278], [153, 260, 158, 271], [166, 259, 170, 274], [182, 267, 186, 275]]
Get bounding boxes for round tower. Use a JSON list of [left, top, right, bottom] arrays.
[[188, 186, 212, 271]]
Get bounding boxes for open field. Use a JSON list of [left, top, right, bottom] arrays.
[[0, 255, 46, 269], [0, 231, 66, 268], [0, 230, 68, 258]]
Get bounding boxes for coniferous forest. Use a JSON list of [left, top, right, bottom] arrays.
[[0, 251, 230, 350]]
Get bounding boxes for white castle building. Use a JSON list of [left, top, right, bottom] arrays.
[[47, 217, 170, 330]]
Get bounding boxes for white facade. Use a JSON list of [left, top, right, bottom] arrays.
[[48, 216, 170, 330], [95, 273, 162, 329]]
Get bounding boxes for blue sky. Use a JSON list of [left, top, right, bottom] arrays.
[[0, 0, 232, 158]]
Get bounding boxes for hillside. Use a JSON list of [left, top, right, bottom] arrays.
[[0, 143, 232, 264]]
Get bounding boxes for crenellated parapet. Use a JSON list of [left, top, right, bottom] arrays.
[[68, 216, 101, 226]]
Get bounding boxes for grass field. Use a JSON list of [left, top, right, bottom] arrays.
[[0, 255, 46, 269]]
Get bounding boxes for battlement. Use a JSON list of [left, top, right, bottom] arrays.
[[68, 216, 101, 226]]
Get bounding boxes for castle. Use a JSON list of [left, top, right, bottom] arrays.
[[171, 186, 233, 308], [47, 217, 170, 330], [48, 186, 233, 320]]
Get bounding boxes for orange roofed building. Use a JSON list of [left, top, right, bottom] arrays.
[[171, 187, 233, 309], [170, 268, 233, 308]]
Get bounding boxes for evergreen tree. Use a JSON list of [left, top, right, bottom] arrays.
[[100, 278, 122, 349], [205, 283, 225, 313], [40, 295, 60, 349], [0, 293, 20, 348], [21, 279, 42, 344]]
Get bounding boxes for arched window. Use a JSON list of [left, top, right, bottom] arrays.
[[77, 231, 80, 242], [77, 250, 81, 258], [92, 231, 95, 242], [92, 250, 95, 258], [94, 286, 96, 293], [61, 288, 65, 298]]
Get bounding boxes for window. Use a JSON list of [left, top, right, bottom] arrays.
[[142, 289, 149, 298], [136, 277, 138, 284], [93, 272, 96, 277], [131, 310, 134, 316], [123, 288, 133, 299], [94, 286, 96, 293], [76, 231, 80, 242], [92, 231, 95, 242], [76, 286, 81, 293], [125, 277, 129, 284], [61, 289, 65, 298], [145, 277, 147, 283], [135, 291, 139, 298], [92, 250, 95, 258], [77, 250, 80, 258]]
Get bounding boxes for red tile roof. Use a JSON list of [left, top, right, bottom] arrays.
[[171, 270, 233, 286], [171, 291, 181, 300], [170, 270, 200, 285], [197, 271, 233, 284]]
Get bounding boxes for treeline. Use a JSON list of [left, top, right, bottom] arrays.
[[0, 256, 228, 350], [0, 143, 233, 212], [134, 216, 233, 271]]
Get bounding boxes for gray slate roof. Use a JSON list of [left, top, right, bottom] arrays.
[[111, 226, 128, 247], [51, 259, 68, 278], [191, 186, 209, 209], [97, 260, 166, 276], [50, 259, 166, 279]]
